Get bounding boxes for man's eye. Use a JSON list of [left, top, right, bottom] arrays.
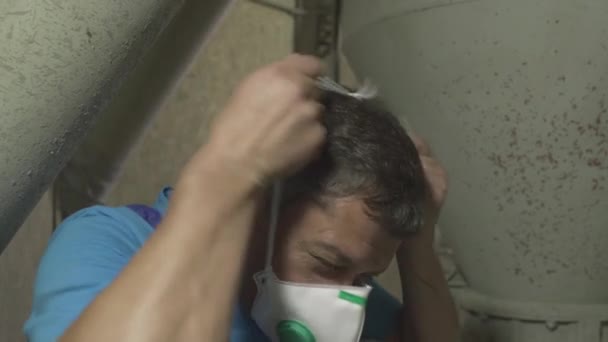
[[313, 255, 346, 272]]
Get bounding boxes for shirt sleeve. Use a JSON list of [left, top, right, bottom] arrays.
[[361, 280, 402, 340], [23, 207, 145, 342]]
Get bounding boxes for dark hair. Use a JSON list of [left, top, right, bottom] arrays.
[[283, 90, 427, 237]]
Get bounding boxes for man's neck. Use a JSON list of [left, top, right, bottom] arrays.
[[239, 216, 269, 312]]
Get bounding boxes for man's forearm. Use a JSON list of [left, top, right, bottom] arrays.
[[62, 154, 261, 342], [397, 242, 459, 342]]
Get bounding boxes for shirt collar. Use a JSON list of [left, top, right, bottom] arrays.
[[154, 186, 172, 216]]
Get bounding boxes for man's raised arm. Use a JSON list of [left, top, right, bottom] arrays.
[[60, 54, 325, 342]]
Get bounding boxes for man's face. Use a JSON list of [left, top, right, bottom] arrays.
[[272, 197, 401, 286]]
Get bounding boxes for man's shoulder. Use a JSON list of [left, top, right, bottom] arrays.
[[37, 204, 157, 282], [52, 205, 155, 245], [34, 204, 156, 294], [24, 205, 156, 341], [363, 281, 402, 339]]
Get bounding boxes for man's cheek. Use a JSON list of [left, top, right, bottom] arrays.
[[273, 250, 305, 281]]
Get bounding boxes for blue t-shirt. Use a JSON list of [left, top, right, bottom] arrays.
[[24, 188, 401, 342]]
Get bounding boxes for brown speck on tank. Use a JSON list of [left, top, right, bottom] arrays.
[[489, 153, 507, 170], [588, 158, 602, 167]]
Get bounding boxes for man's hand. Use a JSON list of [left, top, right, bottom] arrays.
[[192, 54, 326, 187], [413, 135, 448, 216], [401, 134, 448, 250], [394, 134, 459, 342]]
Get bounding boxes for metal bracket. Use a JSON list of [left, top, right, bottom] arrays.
[[293, 0, 340, 78], [249, 0, 341, 78]]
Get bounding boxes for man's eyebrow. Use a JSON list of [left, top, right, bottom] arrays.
[[303, 241, 353, 266]]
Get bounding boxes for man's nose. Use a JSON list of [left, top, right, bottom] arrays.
[[338, 274, 366, 287]]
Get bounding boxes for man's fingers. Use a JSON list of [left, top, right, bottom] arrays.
[[420, 156, 449, 196], [293, 100, 325, 122], [409, 133, 432, 156], [282, 53, 325, 78], [289, 73, 322, 99]]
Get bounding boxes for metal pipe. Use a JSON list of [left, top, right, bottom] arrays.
[[54, 0, 236, 219], [0, 0, 233, 253]]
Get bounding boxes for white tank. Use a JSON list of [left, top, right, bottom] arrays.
[[341, 0, 608, 340]]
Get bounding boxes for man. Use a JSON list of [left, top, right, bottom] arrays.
[[25, 54, 459, 341]]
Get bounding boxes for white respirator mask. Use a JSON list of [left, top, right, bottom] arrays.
[[250, 183, 372, 342]]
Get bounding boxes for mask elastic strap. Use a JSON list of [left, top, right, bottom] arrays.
[[264, 181, 282, 270]]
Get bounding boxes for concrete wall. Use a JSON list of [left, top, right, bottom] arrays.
[[0, 1, 294, 340], [0, 193, 53, 342], [105, 1, 295, 205]]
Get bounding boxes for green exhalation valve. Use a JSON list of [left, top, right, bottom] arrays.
[[276, 320, 316, 342]]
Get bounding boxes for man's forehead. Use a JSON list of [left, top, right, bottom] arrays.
[[286, 196, 399, 267], [301, 234, 396, 273], [302, 240, 353, 263]]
